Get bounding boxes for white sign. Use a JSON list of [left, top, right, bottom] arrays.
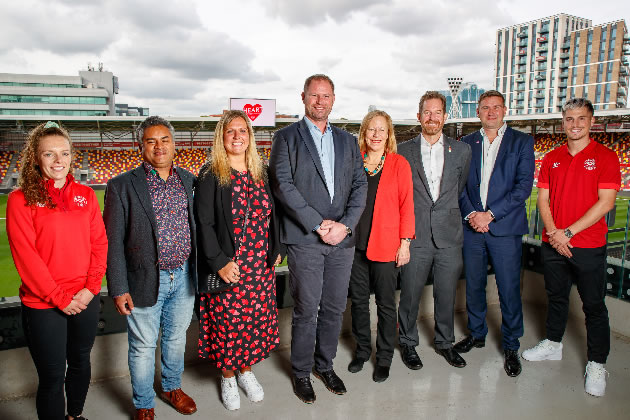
[[229, 98, 276, 127]]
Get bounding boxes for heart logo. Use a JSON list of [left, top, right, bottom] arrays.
[[243, 104, 262, 121]]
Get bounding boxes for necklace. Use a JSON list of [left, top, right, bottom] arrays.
[[363, 153, 385, 176]]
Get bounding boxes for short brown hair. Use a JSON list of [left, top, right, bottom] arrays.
[[419, 91, 447, 114], [358, 110, 397, 154], [303, 74, 335, 93], [478, 90, 505, 106]]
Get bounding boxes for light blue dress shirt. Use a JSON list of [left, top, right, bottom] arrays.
[[303, 116, 335, 202]]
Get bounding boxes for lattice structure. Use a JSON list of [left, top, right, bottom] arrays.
[[447, 77, 464, 119]]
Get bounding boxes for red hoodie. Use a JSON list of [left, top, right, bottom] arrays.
[[6, 176, 108, 310]]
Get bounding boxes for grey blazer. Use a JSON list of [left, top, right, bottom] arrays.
[[103, 165, 197, 307], [398, 134, 471, 249], [269, 118, 367, 247]]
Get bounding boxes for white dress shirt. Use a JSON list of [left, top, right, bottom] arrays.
[[420, 134, 444, 201], [479, 122, 507, 209]]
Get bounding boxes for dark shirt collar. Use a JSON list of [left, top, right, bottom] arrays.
[[143, 161, 174, 179]]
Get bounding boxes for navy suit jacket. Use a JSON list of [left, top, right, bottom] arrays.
[[269, 118, 367, 247], [103, 166, 197, 307], [459, 126, 535, 236]]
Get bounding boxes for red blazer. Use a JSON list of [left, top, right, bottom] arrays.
[[366, 153, 415, 262]]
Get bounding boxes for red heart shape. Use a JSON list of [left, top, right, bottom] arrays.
[[243, 104, 262, 121]]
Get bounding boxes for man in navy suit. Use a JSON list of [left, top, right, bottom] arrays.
[[269, 74, 367, 403], [455, 90, 535, 377]]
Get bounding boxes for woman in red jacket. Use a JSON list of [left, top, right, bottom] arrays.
[[347, 110, 415, 383], [6, 122, 108, 420]]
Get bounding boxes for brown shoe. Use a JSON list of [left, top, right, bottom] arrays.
[[159, 388, 197, 415], [133, 408, 154, 420]]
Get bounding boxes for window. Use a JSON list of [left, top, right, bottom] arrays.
[[0, 95, 106, 105], [573, 33, 580, 66], [599, 27, 608, 62], [0, 109, 107, 116], [584, 66, 590, 84]]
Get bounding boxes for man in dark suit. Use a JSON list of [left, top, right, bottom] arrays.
[[269, 74, 367, 404], [103, 116, 198, 420], [397, 91, 472, 370], [455, 90, 535, 377]]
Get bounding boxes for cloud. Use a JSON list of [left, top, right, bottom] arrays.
[[260, 0, 386, 25]]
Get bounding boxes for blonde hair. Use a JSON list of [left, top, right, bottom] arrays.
[[17, 122, 73, 208], [205, 110, 264, 186], [358, 110, 397, 154]]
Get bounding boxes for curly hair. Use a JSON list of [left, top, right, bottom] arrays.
[[202, 110, 264, 186], [358, 110, 397, 155], [17, 122, 73, 208]]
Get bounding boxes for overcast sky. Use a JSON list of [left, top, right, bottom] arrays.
[[1, 0, 628, 119]]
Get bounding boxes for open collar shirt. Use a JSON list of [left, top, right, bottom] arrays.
[[304, 116, 335, 202], [479, 122, 507, 209], [420, 134, 444, 201]]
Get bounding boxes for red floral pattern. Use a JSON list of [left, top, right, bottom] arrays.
[[198, 171, 279, 370]]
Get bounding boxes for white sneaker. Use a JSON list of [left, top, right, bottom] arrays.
[[584, 361, 608, 397], [237, 370, 264, 402], [221, 376, 240, 410], [522, 339, 563, 361]]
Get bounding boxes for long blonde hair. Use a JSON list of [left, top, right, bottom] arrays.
[[17, 122, 73, 208], [358, 110, 397, 154], [204, 110, 264, 186]]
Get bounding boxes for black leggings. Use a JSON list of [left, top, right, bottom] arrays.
[[21, 297, 99, 420]]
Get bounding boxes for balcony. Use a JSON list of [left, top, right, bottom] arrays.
[[518, 31, 528, 38], [535, 74, 546, 81], [535, 92, 546, 99], [535, 56, 547, 62], [515, 93, 525, 100], [618, 86, 627, 97], [624, 34, 630, 43], [536, 46, 548, 52], [518, 41, 528, 48], [559, 61, 569, 69], [515, 75, 525, 82], [537, 36, 548, 43], [517, 58, 527, 65], [558, 90, 567, 98], [558, 81, 567, 88], [622, 57, 629, 65], [539, 26, 550, 34], [537, 65, 548, 72], [623, 45, 630, 53], [561, 41, 570, 49], [518, 48, 527, 56], [515, 66, 527, 74], [559, 70, 569, 78], [621, 66, 628, 76], [560, 52, 570, 59], [620, 78, 627, 87], [533, 102, 545, 108], [513, 104, 525, 110], [514, 86, 526, 92]]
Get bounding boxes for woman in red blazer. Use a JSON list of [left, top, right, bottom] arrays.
[[347, 110, 415, 383]]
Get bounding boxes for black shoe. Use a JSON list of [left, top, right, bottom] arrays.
[[348, 356, 367, 373], [504, 349, 522, 377], [292, 376, 316, 404], [400, 344, 423, 370], [372, 365, 390, 383], [436, 347, 467, 368], [453, 335, 486, 353], [313, 368, 347, 395]]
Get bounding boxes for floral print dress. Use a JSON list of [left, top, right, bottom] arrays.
[[198, 170, 280, 370]]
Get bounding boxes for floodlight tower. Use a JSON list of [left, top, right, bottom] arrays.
[[447, 77, 463, 119]]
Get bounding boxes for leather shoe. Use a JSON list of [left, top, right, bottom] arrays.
[[292, 376, 316, 404], [372, 365, 390, 383], [453, 335, 486, 353], [313, 368, 347, 395], [133, 408, 154, 420], [348, 356, 367, 373], [504, 349, 522, 377], [400, 344, 423, 370], [436, 347, 467, 368], [159, 388, 197, 415]]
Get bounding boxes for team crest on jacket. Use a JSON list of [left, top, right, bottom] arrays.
[[74, 195, 88, 207], [584, 159, 596, 171]]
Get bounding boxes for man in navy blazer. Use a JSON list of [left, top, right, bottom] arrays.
[[455, 90, 535, 377], [104, 116, 198, 419], [269, 74, 367, 404]]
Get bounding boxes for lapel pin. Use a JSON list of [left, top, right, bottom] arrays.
[[449, 146, 452, 153]]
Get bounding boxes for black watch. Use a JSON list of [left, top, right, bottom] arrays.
[[345, 226, 352, 236], [564, 228, 574, 239]]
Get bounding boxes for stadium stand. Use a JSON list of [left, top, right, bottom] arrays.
[[0, 151, 14, 184], [87, 150, 142, 184], [173, 149, 207, 176]]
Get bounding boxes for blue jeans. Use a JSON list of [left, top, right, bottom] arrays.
[[127, 261, 195, 409]]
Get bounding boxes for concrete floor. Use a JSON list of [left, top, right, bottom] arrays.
[[1, 303, 629, 420]]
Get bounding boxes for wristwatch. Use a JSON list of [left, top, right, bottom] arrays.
[[402, 238, 412, 242], [345, 226, 352, 236], [564, 228, 574, 239]]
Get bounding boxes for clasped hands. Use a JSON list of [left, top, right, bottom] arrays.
[[218, 254, 283, 285], [468, 211, 493, 233], [62, 288, 94, 316], [546, 228, 573, 258], [316, 220, 348, 246]]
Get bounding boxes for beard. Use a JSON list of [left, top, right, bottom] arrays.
[[422, 121, 443, 136]]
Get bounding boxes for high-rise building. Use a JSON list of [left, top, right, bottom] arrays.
[[440, 81, 486, 119], [0, 66, 119, 117], [495, 14, 629, 115]]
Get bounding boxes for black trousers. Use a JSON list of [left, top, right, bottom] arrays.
[[21, 297, 99, 420], [349, 249, 399, 367], [542, 243, 610, 363]]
